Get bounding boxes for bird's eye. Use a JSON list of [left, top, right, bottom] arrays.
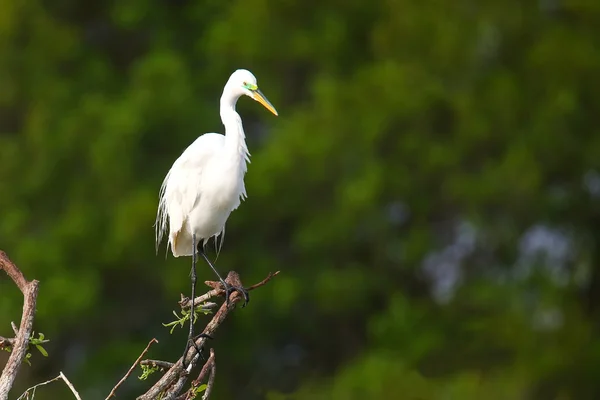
[[243, 82, 247, 86]]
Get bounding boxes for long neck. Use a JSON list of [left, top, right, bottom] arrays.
[[220, 93, 250, 162]]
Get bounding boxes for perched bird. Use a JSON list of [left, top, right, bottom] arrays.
[[155, 69, 278, 361]]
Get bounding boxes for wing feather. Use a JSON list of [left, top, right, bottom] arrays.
[[155, 133, 225, 254]]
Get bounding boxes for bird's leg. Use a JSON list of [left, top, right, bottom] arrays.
[[189, 332, 214, 362], [198, 248, 250, 307], [182, 233, 199, 367]]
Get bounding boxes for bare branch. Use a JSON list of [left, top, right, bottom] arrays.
[[191, 349, 215, 392], [0, 251, 40, 400], [0, 251, 29, 293], [192, 348, 216, 400], [106, 338, 159, 400], [60, 371, 83, 400], [175, 348, 216, 400], [202, 354, 216, 400], [179, 271, 279, 310], [10, 323, 18, 337], [246, 271, 280, 291], [179, 291, 220, 310], [140, 360, 175, 371], [16, 375, 61, 400], [16, 372, 81, 400]]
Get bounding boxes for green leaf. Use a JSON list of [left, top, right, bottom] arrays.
[[196, 384, 207, 393], [139, 364, 159, 381], [35, 344, 49, 357]]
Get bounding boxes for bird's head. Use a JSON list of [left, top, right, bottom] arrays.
[[225, 69, 278, 116]]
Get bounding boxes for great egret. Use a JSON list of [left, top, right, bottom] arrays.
[[155, 69, 278, 361]]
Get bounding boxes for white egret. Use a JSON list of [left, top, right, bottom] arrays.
[[155, 69, 278, 360]]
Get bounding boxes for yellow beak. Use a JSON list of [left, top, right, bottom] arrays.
[[252, 89, 278, 116]]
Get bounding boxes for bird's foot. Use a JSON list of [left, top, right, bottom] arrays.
[[221, 281, 250, 308], [182, 333, 213, 367]]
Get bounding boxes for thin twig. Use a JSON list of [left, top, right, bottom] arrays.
[[0, 251, 40, 400], [10, 323, 18, 336], [202, 356, 216, 400], [191, 349, 215, 390], [105, 338, 159, 399], [60, 371, 82, 400], [246, 271, 280, 291], [140, 360, 175, 370], [16, 375, 61, 400], [16, 372, 81, 400]]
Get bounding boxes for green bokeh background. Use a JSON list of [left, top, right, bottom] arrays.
[[2, 0, 600, 399]]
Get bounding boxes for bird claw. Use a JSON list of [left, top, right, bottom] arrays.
[[222, 282, 250, 308], [183, 333, 213, 367]]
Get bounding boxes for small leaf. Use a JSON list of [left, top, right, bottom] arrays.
[[139, 364, 159, 380], [196, 384, 207, 393], [35, 345, 49, 357]]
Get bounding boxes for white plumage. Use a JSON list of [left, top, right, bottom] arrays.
[[155, 69, 278, 258]]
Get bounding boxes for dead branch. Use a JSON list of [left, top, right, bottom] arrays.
[[174, 348, 216, 400], [201, 351, 216, 400], [178, 271, 280, 310], [141, 360, 175, 370], [190, 348, 215, 392], [105, 338, 159, 399], [16, 371, 81, 400], [181, 348, 215, 400], [59, 371, 83, 400], [137, 270, 279, 400], [0, 251, 40, 400]]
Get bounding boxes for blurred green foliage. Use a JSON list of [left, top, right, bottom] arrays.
[[1, 0, 600, 399]]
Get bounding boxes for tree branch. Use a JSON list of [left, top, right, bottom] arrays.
[[16, 371, 82, 400], [137, 270, 279, 400], [176, 348, 216, 400], [0, 251, 40, 400], [187, 348, 215, 400], [178, 271, 280, 310], [105, 338, 159, 399], [201, 354, 216, 400], [59, 371, 83, 400], [140, 360, 175, 371], [201, 352, 216, 400]]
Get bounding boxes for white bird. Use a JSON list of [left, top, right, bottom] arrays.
[[154, 69, 278, 361]]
